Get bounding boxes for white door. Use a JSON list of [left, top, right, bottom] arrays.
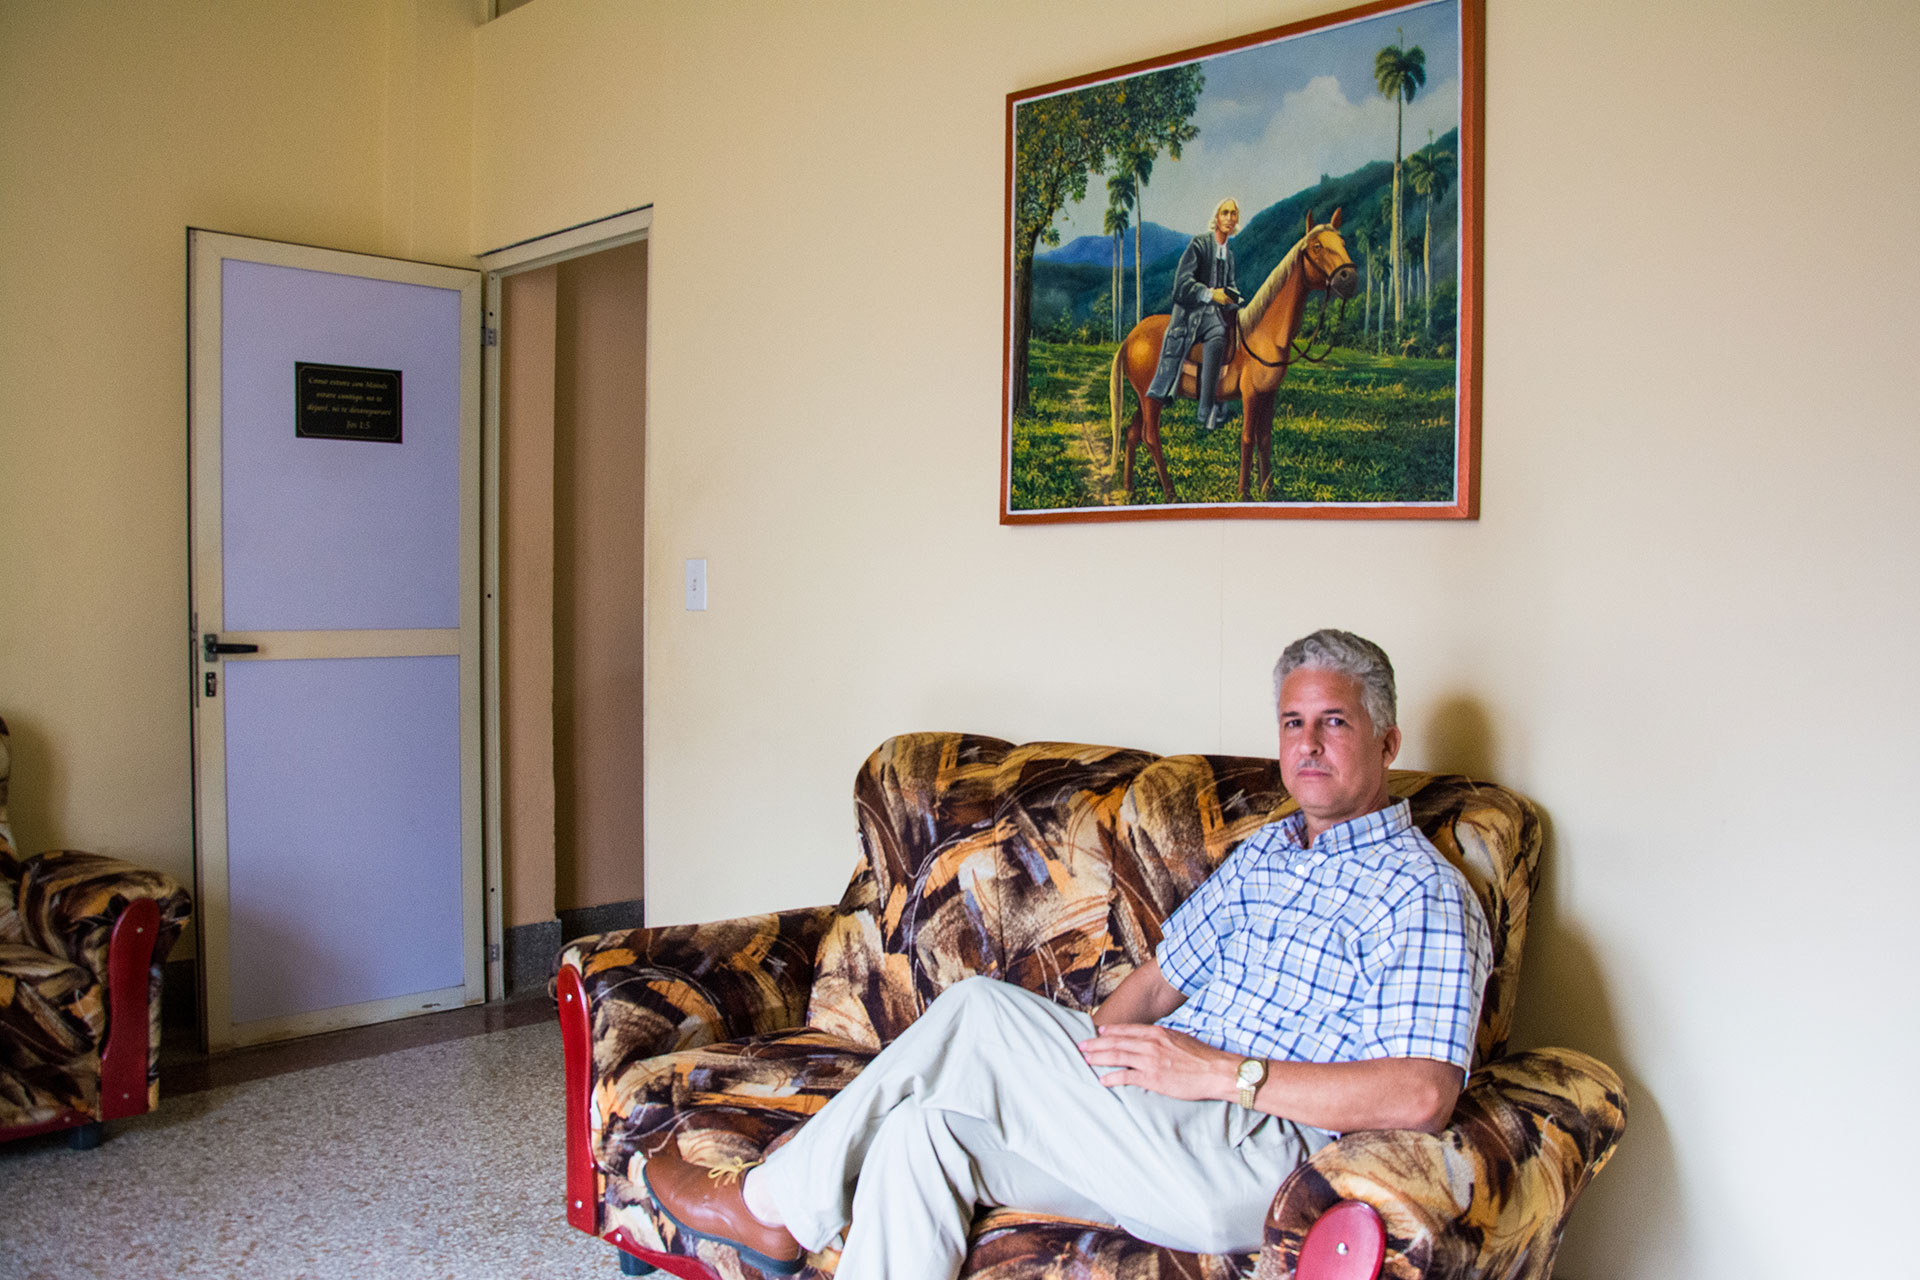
[[188, 230, 484, 1051]]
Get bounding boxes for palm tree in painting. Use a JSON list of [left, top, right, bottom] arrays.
[[1405, 231, 1425, 328], [1353, 225, 1376, 339], [1359, 203, 1390, 347], [1104, 182, 1133, 342], [1122, 142, 1158, 328], [1374, 33, 1426, 334], [1403, 134, 1454, 331]]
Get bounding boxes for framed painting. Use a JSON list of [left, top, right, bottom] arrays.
[[1001, 0, 1481, 522]]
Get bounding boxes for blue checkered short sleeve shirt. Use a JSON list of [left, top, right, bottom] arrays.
[[1154, 800, 1490, 1074]]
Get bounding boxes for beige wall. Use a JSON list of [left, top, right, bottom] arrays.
[[474, 2, 1920, 1278], [0, 0, 479, 956], [3, 1, 1915, 1276]]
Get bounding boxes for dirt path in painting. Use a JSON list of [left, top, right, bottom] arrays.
[[1065, 362, 1120, 506]]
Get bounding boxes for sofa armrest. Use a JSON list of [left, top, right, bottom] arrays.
[[1260, 1048, 1628, 1280], [17, 851, 192, 986], [556, 905, 836, 1060]]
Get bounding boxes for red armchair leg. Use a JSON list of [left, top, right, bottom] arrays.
[[99, 897, 161, 1122], [1295, 1199, 1385, 1280], [558, 965, 602, 1236]]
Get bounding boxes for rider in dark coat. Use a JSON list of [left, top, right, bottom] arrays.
[[1146, 198, 1241, 431]]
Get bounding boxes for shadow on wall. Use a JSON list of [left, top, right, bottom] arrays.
[[3, 716, 64, 857], [1423, 696, 1684, 1280], [1514, 817, 1686, 1278], [1421, 694, 1499, 780]]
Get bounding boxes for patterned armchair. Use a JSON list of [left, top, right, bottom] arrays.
[[557, 734, 1626, 1280], [0, 716, 193, 1149]]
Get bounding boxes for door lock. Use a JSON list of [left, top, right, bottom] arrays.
[[202, 633, 260, 663]]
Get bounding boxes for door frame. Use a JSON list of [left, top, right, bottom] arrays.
[[186, 228, 486, 1049], [477, 205, 652, 999]]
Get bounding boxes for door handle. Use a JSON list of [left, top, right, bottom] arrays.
[[202, 633, 260, 662]]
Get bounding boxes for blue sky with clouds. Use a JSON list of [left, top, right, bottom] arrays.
[[1040, 0, 1461, 245]]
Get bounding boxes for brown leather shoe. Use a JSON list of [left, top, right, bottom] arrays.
[[642, 1143, 804, 1276]]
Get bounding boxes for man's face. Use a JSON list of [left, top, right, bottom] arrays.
[[1214, 205, 1240, 239], [1276, 666, 1401, 841]]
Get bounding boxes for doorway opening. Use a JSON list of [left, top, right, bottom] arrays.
[[482, 209, 650, 998]]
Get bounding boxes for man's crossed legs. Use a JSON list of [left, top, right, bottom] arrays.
[[648, 976, 1324, 1280]]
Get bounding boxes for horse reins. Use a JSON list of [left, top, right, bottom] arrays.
[[1237, 244, 1350, 371]]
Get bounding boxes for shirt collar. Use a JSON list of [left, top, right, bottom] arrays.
[[1275, 799, 1414, 856]]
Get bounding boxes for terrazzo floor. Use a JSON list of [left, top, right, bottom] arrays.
[[0, 1018, 628, 1279]]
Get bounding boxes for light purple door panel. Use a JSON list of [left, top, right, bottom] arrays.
[[221, 259, 461, 633], [223, 658, 464, 1023], [212, 249, 471, 1031]]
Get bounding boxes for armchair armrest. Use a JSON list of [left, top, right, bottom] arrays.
[[556, 904, 836, 1061], [1260, 1048, 1628, 1280], [17, 851, 192, 985]]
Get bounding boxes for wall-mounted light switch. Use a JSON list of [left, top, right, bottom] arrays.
[[685, 558, 708, 611]]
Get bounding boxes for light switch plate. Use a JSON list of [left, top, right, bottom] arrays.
[[685, 558, 707, 611]]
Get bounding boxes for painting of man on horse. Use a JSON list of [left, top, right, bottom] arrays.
[[1117, 206, 1358, 503], [1002, 0, 1479, 521]]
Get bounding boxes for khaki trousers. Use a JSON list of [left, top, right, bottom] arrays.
[[754, 977, 1325, 1280]]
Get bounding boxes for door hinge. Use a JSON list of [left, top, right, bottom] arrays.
[[483, 326, 498, 347], [487, 942, 502, 962]]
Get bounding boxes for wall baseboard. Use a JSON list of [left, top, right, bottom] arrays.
[[557, 896, 645, 945], [504, 919, 563, 997], [501, 898, 646, 996]]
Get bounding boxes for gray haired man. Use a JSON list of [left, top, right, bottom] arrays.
[[645, 628, 1491, 1280]]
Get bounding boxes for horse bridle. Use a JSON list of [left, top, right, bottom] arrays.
[[1238, 235, 1350, 371]]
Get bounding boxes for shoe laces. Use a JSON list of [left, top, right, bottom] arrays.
[[704, 1156, 761, 1186]]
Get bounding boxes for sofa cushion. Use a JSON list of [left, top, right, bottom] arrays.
[[1105, 753, 1296, 965], [807, 736, 1155, 1048], [964, 1212, 1254, 1279], [0, 943, 103, 1070], [593, 1026, 878, 1185]]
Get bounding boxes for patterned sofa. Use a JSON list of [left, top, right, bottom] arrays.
[[557, 733, 1626, 1280], [0, 716, 193, 1148]]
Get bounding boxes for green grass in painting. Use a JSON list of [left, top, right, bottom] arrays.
[[1007, 341, 1457, 510], [1006, 342, 1104, 509]]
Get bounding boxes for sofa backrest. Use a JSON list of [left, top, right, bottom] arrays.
[[805, 732, 1541, 1070]]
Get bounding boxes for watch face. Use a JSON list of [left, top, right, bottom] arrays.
[[1237, 1059, 1262, 1086]]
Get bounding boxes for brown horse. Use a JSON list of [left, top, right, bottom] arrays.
[[1110, 209, 1359, 501]]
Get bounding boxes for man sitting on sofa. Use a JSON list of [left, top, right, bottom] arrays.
[[646, 628, 1492, 1279]]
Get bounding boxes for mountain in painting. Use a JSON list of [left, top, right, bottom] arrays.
[[1038, 221, 1189, 269]]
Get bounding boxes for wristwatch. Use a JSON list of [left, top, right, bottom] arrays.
[[1234, 1057, 1268, 1109]]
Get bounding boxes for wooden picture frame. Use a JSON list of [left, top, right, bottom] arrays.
[[1001, 0, 1482, 523]]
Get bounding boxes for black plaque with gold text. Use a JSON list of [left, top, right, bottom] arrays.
[[295, 362, 403, 443]]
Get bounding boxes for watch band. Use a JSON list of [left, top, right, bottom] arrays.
[[1235, 1057, 1267, 1109]]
